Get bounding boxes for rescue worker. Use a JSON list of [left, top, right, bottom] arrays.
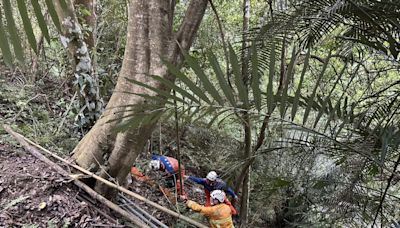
[[149, 153, 186, 198], [186, 190, 234, 228], [187, 171, 238, 214]]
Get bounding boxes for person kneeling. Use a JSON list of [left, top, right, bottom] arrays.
[[186, 190, 234, 228]]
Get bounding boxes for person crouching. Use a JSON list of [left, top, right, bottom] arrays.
[[186, 190, 234, 228]]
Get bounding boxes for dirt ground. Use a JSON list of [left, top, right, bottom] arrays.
[[0, 143, 124, 228], [0, 142, 211, 228]]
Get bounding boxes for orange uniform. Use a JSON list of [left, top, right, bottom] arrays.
[[187, 200, 234, 228]]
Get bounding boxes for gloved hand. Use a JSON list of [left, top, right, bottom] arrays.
[[186, 200, 195, 208], [179, 194, 188, 202]]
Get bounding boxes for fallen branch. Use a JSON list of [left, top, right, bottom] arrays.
[[4, 125, 149, 228], [119, 197, 160, 228], [119, 193, 169, 228], [4, 125, 208, 228]]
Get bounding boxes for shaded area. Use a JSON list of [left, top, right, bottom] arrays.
[[0, 143, 122, 227]]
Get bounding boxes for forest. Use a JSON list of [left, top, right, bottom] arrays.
[[0, 0, 399, 227]]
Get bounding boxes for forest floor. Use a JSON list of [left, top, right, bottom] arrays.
[[0, 66, 231, 227], [0, 143, 124, 227], [0, 139, 208, 227]]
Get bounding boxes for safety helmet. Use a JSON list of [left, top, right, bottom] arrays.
[[149, 160, 161, 170], [210, 190, 225, 203], [206, 171, 218, 181]]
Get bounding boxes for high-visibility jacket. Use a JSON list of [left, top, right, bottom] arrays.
[[187, 200, 234, 228], [151, 154, 186, 195], [188, 176, 237, 214]]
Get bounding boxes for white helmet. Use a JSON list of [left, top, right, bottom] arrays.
[[149, 160, 161, 170], [210, 190, 225, 203], [206, 171, 218, 181]]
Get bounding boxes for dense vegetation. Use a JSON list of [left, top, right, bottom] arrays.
[[0, 0, 399, 227]]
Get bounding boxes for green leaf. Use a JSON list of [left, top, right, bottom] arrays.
[[0, 18, 13, 66], [149, 75, 200, 104], [207, 109, 230, 128], [207, 51, 236, 107], [291, 48, 310, 120], [280, 47, 297, 118], [267, 42, 276, 114], [313, 180, 329, 189], [125, 78, 188, 105], [193, 106, 216, 123], [185, 54, 224, 105], [229, 45, 249, 108], [186, 106, 201, 123], [44, 0, 61, 32], [272, 178, 290, 188], [31, 0, 50, 43], [16, 0, 37, 53], [303, 51, 331, 125], [368, 164, 379, 176], [59, 0, 69, 11], [3, 0, 24, 64], [313, 64, 346, 128], [250, 43, 261, 111], [217, 112, 235, 127], [164, 61, 212, 104]]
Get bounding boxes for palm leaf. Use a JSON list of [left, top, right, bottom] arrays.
[[17, 0, 37, 53], [149, 74, 200, 104], [165, 61, 212, 104], [44, 0, 61, 31], [250, 43, 262, 111], [229, 45, 249, 108], [31, 0, 50, 43], [3, 0, 24, 64], [303, 51, 331, 125], [0, 16, 13, 66], [267, 41, 276, 114], [125, 78, 188, 105], [185, 54, 224, 105], [280, 47, 297, 118], [207, 51, 236, 107], [313, 63, 347, 128], [291, 48, 310, 120]]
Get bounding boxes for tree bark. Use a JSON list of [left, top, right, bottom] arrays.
[[54, 0, 102, 131], [72, 0, 208, 198], [239, 0, 251, 226]]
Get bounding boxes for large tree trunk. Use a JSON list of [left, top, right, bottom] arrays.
[[71, 0, 208, 198], [54, 0, 103, 131]]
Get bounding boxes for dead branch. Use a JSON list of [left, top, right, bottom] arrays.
[[4, 124, 208, 228], [4, 125, 149, 228]]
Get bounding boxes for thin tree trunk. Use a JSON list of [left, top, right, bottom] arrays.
[[72, 0, 208, 198], [239, 0, 251, 226], [74, 0, 96, 50], [54, 0, 102, 131]]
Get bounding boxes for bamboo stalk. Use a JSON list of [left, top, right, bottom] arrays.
[[3, 125, 149, 228], [4, 125, 208, 228]]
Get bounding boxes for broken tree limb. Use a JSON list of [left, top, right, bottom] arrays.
[[4, 125, 149, 228], [119, 194, 169, 228], [4, 125, 208, 228], [119, 198, 158, 228]]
